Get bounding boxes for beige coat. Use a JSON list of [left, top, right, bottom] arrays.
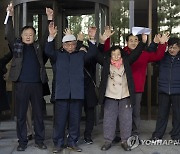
[[105, 64, 130, 99]]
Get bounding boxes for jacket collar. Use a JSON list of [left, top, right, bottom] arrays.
[[60, 48, 79, 54], [123, 46, 131, 54]]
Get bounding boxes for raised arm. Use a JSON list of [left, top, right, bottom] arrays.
[[5, 2, 15, 49], [99, 26, 114, 52], [45, 22, 58, 62], [148, 33, 169, 62], [146, 34, 161, 52], [76, 31, 85, 50], [84, 27, 98, 62], [41, 8, 54, 49], [40, 8, 54, 64]]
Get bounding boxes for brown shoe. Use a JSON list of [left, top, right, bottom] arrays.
[[101, 142, 111, 151], [121, 141, 131, 151]]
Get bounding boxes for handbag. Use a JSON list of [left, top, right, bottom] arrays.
[[84, 68, 99, 99]]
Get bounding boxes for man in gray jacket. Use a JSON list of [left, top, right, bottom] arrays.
[[5, 4, 50, 151]]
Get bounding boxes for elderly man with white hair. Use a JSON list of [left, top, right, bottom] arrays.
[[45, 22, 98, 153]]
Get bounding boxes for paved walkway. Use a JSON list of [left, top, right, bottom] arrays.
[[0, 119, 179, 154]]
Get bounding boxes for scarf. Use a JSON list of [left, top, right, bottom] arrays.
[[111, 58, 123, 69]]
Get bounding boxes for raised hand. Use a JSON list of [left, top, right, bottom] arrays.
[[142, 34, 148, 43], [159, 32, 170, 44], [153, 34, 161, 44], [100, 26, 115, 44], [88, 26, 97, 40], [6, 1, 13, 16], [77, 32, 84, 41], [63, 28, 73, 35], [46, 8, 53, 20], [104, 26, 115, 38], [49, 22, 57, 38]]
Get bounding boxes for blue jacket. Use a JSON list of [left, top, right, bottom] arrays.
[[158, 52, 180, 94], [45, 40, 97, 100]]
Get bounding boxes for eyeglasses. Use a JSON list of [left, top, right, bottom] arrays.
[[64, 42, 76, 47]]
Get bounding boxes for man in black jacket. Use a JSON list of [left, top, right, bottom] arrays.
[[5, 4, 50, 151], [151, 37, 180, 141]]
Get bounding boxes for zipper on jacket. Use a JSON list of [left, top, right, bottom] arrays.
[[168, 57, 174, 94], [68, 53, 71, 98]]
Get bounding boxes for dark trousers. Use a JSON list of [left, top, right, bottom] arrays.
[[15, 82, 44, 145], [53, 99, 82, 147], [84, 103, 95, 138], [152, 93, 180, 139], [103, 97, 132, 142], [132, 93, 142, 135]]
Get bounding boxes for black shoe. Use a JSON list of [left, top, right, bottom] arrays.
[[35, 142, 47, 149], [112, 136, 121, 144], [53, 145, 63, 153], [84, 137, 93, 144], [101, 142, 111, 151], [17, 144, 27, 151], [121, 142, 131, 151], [27, 134, 33, 141], [67, 144, 82, 152], [139, 138, 142, 145]]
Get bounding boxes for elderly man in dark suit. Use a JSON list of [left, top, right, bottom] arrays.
[[45, 22, 98, 153]]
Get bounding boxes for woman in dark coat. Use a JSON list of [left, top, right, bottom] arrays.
[[96, 35, 147, 151], [0, 51, 12, 113]]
